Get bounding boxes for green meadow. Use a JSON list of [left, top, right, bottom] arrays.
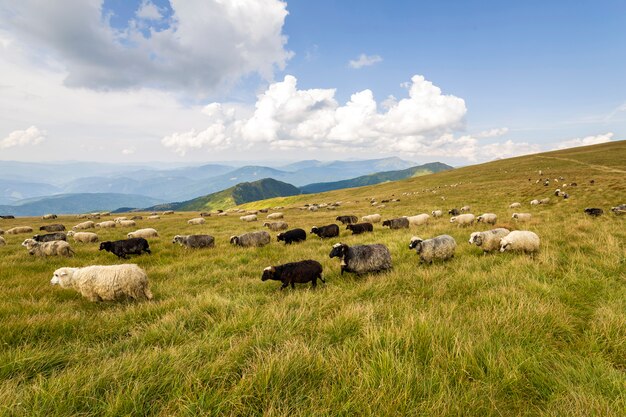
[[1, 141, 624, 416]]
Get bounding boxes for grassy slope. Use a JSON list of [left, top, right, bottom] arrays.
[[0, 141, 624, 416]]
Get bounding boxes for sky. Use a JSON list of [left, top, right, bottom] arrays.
[[0, 0, 624, 165]]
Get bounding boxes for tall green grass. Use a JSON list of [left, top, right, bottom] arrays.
[[0, 142, 625, 416]]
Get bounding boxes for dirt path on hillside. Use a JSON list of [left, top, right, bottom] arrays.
[[536, 155, 626, 174]]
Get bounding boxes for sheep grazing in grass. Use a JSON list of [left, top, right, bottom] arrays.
[[172, 234, 215, 249], [336, 215, 358, 224], [450, 213, 475, 227], [67, 231, 98, 243], [460, 206, 471, 212], [40, 224, 65, 232], [96, 221, 116, 228], [263, 221, 288, 232], [127, 228, 159, 239], [22, 239, 74, 257], [499, 231, 540, 253], [42, 214, 58, 220], [99, 238, 151, 259], [114, 217, 128, 222], [311, 224, 340, 238], [230, 231, 271, 247], [409, 235, 456, 263], [448, 208, 460, 216], [261, 260, 324, 290], [512, 213, 532, 222], [73, 221, 95, 230], [346, 223, 373, 235], [329, 243, 392, 275], [147, 215, 160, 220], [539, 198, 550, 205], [431, 210, 443, 218], [509, 202, 522, 209], [405, 214, 430, 226], [584, 207, 603, 217], [610, 204, 626, 215], [163, 210, 175, 215], [469, 228, 510, 253], [6, 226, 33, 235], [476, 213, 498, 225], [187, 217, 206, 225], [266, 212, 284, 220], [530, 199, 540, 206], [361, 214, 382, 223], [240, 214, 258, 222], [117, 220, 136, 227], [200, 212, 211, 217], [277, 228, 306, 244], [0, 236, 5, 246], [32, 232, 67, 242], [382, 217, 410, 230], [51, 264, 153, 302]]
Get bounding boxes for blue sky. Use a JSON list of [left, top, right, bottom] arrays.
[[0, 0, 623, 164]]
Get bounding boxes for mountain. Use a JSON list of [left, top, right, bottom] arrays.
[[0, 193, 165, 216], [0, 179, 63, 205], [146, 178, 301, 212], [300, 162, 454, 194]]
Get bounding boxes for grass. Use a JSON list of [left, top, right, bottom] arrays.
[[0, 141, 625, 416]]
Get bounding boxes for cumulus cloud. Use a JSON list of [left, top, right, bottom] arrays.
[[555, 132, 614, 150], [349, 53, 383, 69], [0, 126, 47, 149], [162, 74, 468, 156], [0, 0, 292, 95]]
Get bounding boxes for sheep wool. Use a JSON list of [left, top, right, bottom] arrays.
[[500, 230, 540, 253], [469, 228, 510, 253], [127, 228, 159, 239]]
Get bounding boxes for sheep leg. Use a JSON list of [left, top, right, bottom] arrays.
[[311, 278, 317, 288], [144, 248, 152, 254], [280, 282, 288, 290], [319, 273, 326, 284], [290, 281, 295, 289]]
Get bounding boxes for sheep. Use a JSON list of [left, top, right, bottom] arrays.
[[499, 230, 540, 253], [147, 215, 160, 220], [308, 205, 319, 212], [40, 224, 65, 232], [361, 214, 382, 223], [230, 231, 271, 247], [266, 212, 284, 220], [217, 212, 228, 217], [382, 217, 410, 230], [509, 202, 522, 209], [6, 226, 34, 234], [42, 214, 58, 220], [277, 228, 307, 244], [73, 221, 95, 230], [554, 189, 562, 197], [117, 220, 136, 227], [476, 213, 498, 225], [431, 210, 443, 218], [261, 260, 325, 290], [99, 238, 151, 259], [346, 223, 373, 235], [114, 217, 128, 222], [246, 210, 259, 215], [450, 213, 475, 227], [240, 214, 258, 222], [448, 208, 460, 216], [187, 218, 206, 225], [336, 215, 358, 224], [127, 228, 159, 239], [512, 213, 532, 222], [311, 224, 340, 238], [460, 205, 471, 212], [67, 231, 99, 243], [199, 212, 211, 217], [469, 228, 511, 253], [22, 239, 74, 257], [329, 243, 392, 275], [0, 228, 3, 235], [100, 212, 111, 216], [530, 199, 540, 206], [163, 210, 175, 215], [610, 204, 626, 215], [131, 216, 143, 220], [50, 264, 153, 302], [0, 236, 5, 247], [172, 234, 215, 249], [32, 232, 67, 242], [0, 215, 15, 219], [96, 221, 116, 228], [562, 193, 569, 199], [583, 208, 603, 217], [263, 221, 288, 231], [405, 213, 430, 226], [408, 235, 456, 263], [539, 198, 550, 205]]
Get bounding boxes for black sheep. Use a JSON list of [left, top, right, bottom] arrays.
[[310, 224, 339, 238], [336, 215, 358, 225], [346, 222, 373, 235], [0, 215, 15, 219], [277, 228, 306, 244], [33, 232, 67, 242], [261, 260, 324, 289], [448, 208, 460, 216], [583, 207, 603, 217], [40, 224, 66, 232], [99, 238, 151, 259]]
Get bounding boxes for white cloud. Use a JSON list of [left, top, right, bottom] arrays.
[[476, 127, 509, 138], [0, 126, 46, 149], [349, 53, 383, 69], [555, 132, 614, 150], [136, 0, 163, 21], [480, 140, 541, 160], [162, 74, 468, 156], [0, 0, 292, 95]]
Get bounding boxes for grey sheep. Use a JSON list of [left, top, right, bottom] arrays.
[[469, 228, 510, 253], [230, 231, 271, 247], [611, 204, 626, 215], [172, 234, 215, 248], [329, 243, 392, 275], [476, 213, 498, 225], [22, 238, 74, 257], [263, 221, 289, 231], [409, 235, 456, 263], [382, 217, 409, 229]]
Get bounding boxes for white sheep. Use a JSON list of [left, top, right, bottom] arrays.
[[530, 199, 540, 206], [217, 212, 228, 217], [539, 198, 550, 205], [114, 217, 128, 222], [450, 213, 475, 227], [431, 210, 443, 218], [127, 228, 159, 239], [147, 215, 160, 220], [73, 221, 95, 230], [509, 202, 522, 209], [67, 231, 99, 243], [476, 213, 498, 225], [266, 212, 284, 220], [22, 239, 74, 257], [362, 214, 382, 223], [0, 236, 5, 246], [469, 228, 510, 253], [405, 213, 430, 226], [6, 226, 33, 234], [460, 205, 471, 212], [96, 221, 116, 228], [117, 220, 136, 227], [512, 213, 532, 221], [240, 214, 258, 222], [50, 264, 153, 302], [163, 210, 174, 215], [42, 214, 58, 220], [187, 217, 206, 225], [499, 230, 540, 253]]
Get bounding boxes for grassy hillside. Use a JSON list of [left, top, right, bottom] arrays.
[[300, 162, 453, 193], [0, 141, 624, 416]]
